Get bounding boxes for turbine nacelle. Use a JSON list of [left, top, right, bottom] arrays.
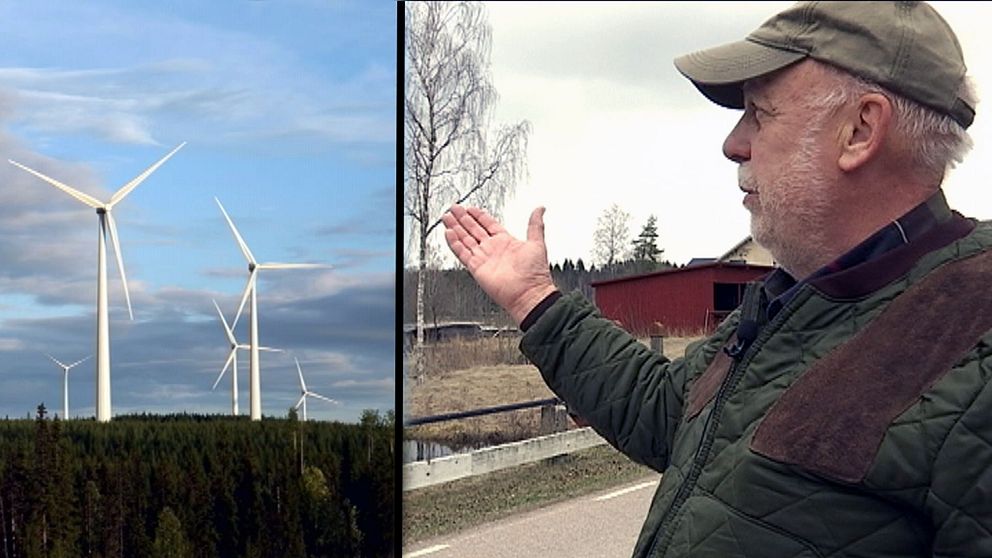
[[10, 142, 186, 323], [11, 143, 185, 422]]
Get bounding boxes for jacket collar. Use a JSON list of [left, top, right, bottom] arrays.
[[765, 190, 975, 307]]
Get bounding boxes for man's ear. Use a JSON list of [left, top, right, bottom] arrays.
[[837, 93, 893, 172]]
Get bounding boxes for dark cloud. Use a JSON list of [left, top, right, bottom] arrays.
[[0, 273, 394, 421]]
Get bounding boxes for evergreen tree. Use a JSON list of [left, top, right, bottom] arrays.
[[26, 403, 54, 558], [151, 507, 190, 558], [81, 480, 102, 557], [632, 215, 663, 265]]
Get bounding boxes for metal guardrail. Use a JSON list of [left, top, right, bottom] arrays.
[[403, 427, 608, 491], [404, 397, 563, 426]]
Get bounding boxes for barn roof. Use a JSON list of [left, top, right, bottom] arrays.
[[590, 261, 774, 288]]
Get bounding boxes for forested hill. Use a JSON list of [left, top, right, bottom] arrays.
[[0, 407, 394, 558]]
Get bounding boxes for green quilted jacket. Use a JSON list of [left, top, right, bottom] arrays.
[[520, 216, 992, 557]]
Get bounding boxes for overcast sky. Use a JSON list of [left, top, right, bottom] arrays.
[[467, 1, 992, 267], [0, 0, 394, 422]]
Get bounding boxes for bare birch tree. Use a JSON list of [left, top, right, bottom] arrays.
[[404, 1, 530, 380], [593, 203, 632, 269]]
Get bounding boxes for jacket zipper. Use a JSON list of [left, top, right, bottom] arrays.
[[647, 286, 810, 557]]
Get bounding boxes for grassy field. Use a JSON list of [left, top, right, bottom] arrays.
[[405, 334, 701, 447], [403, 333, 701, 545]]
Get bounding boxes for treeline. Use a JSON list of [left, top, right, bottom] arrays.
[[0, 406, 394, 558], [403, 259, 676, 326]]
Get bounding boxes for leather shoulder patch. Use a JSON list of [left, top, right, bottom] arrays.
[[750, 248, 992, 483], [685, 336, 735, 421]]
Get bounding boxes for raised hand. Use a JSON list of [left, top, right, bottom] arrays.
[[442, 205, 558, 326]]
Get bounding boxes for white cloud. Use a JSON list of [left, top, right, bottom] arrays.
[[0, 338, 26, 351]]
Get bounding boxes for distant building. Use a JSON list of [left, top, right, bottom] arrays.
[[592, 238, 776, 334], [718, 236, 776, 266]]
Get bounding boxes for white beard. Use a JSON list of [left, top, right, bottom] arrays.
[[739, 132, 832, 278]]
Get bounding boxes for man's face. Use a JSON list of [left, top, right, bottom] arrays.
[[723, 61, 839, 276]]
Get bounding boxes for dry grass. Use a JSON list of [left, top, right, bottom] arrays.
[[418, 334, 529, 375], [405, 334, 703, 448]]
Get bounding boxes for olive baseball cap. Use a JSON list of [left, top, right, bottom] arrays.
[[674, 1, 975, 129]]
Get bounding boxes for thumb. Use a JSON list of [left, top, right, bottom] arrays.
[[527, 207, 546, 244]]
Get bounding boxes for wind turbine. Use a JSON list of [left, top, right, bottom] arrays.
[[215, 197, 329, 421], [210, 299, 282, 416], [10, 143, 185, 422], [293, 357, 337, 421], [45, 354, 91, 420]]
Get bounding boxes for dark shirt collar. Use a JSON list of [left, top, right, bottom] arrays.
[[764, 189, 954, 318]]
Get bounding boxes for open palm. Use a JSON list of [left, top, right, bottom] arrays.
[[442, 205, 557, 325]]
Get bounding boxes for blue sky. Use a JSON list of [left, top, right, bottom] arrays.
[[0, 0, 395, 422]]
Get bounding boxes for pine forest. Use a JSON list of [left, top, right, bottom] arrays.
[[0, 406, 394, 558]]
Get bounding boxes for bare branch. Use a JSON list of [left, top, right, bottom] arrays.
[[404, 1, 531, 376]]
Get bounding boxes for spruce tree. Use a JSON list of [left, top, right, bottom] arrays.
[[151, 507, 190, 558], [632, 215, 664, 272]]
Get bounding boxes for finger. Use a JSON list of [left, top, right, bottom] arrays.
[[527, 207, 546, 244], [466, 207, 507, 236], [448, 204, 468, 220], [444, 229, 475, 269], [448, 220, 480, 252], [441, 209, 480, 249], [457, 207, 491, 245], [441, 210, 459, 231]]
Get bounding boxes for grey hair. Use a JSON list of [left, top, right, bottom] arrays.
[[802, 61, 977, 182]]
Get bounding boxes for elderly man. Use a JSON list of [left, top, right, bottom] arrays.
[[442, 2, 991, 557]]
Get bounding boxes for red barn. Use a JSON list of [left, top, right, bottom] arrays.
[[592, 262, 774, 335]]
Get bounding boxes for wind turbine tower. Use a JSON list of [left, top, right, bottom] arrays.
[[46, 354, 91, 420], [10, 143, 185, 422], [210, 299, 282, 416], [294, 357, 337, 421], [215, 198, 329, 421]]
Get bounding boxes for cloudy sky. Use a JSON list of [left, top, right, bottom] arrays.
[[0, 1, 394, 422], [468, 1, 992, 267]]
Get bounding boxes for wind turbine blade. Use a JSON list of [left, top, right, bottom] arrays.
[[257, 263, 330, 270], [214, 197, 256, 264], [212, 350, 235, 391], [108, 142, 185, 208], [295, 395, 306, 409], [9, 160, 104, 209], [46, 354, 68, 369], [232, 272, 255, 331], [309, 393, 338, 404], [257, 346, 282, 353], [212, 299, 237, 346], [66, 355, 92, 369], [105, 212, 133, 320], [295, 358, 307, 391]]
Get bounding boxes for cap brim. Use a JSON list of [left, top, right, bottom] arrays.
[[674, 38, 807, 109]]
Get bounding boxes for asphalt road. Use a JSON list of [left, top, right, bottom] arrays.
[[403, 475, 662, 558]]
